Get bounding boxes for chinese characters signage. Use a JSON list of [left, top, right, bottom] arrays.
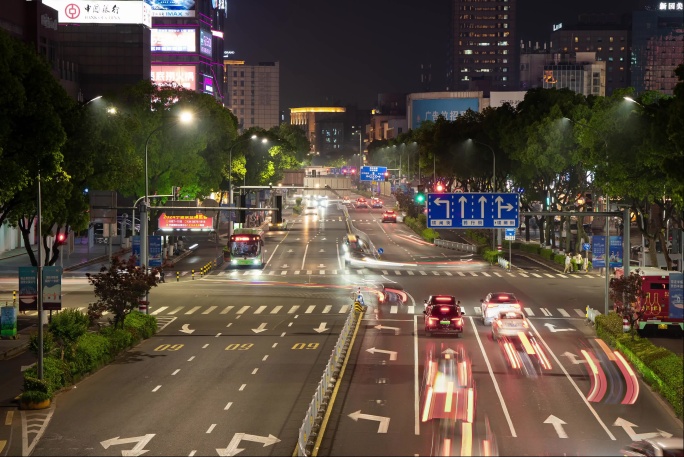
[[409, 97, 480, 129], [670, 272, 683, 319], [43, 1, 151, 27], [18, 267, 38, 312], [158, 213, 214, 229], [42, 266, 63, 311], [151, 65, 196, 90], [151, 28, 196, 52], [200, 29, 212, 56], [658, 2, 683, 10]]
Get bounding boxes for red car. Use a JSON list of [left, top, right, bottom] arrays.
[[382, 210, 397, 222]]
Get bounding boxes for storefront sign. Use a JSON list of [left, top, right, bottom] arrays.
[[43, 0, 151, 27], [151, 65, 196, 90], [152, 28, 196, 53]]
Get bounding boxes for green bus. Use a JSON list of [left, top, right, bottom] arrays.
[[226, 228, 265, 268]]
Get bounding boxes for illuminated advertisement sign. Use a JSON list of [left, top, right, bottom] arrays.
[[203, 75, 214, 94], [410, 97, 480, 129], [43, 0, 151, 27], [158, 213, 213, 230], [144, 0, 196, 17], [200, 29, 212, 56], [151, 65, 196, 90], [151, 28, 196, 52], [658, 2, 683, 10]]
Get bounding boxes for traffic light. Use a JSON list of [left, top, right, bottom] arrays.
[[584, 192, 593, 212], [415, 192, 426, 204], [274, 195, 283, 224], [435, 182, 444, 192], [384, 171, 389, 179], [56, 233, 66, 246]]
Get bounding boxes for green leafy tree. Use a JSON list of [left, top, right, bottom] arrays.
[[86, 256, 160, 329], [609, 271, 646, 337]]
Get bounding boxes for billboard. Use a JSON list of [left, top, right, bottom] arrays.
[[410, 97, 480, 129], [200, 29, 212, 56], [151, 65, 196, 90], [144, 0, 196, 17], [158, 213, 214, 230], [152, 28, 196, 53], [202, 75, 214, 94], [43, 1, 151, 27], [489, 91, 527, 108]]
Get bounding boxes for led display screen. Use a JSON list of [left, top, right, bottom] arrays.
[[152, 28, 196, 53], [199, 29, 212, 56], [151, 65, 196, 90], [410, 98, 480, 129], [144, 0, 196, 17]]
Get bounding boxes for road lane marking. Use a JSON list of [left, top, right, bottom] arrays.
[[339, 305, 349, 313], [151, 306, 168, 315], [239, 384, 246, 391], [395, 270, 402, 275], [301, 243, 309, 270], [382, 270, 389, 275], [305, 305, 315, 313], [419, 271, 427, 275], [202, 344, 209, 349], [540, 308, 552, 316], [237, 306, 250, 314], [215, 333, 222, 338], [575, 309, 585, 317], [288, 305, 300, 314], [482, 272, 491, 277], [458, 272, 465, 277], [272, 343, 278, 348], [558, 309, 570, 317], [271, 306, 282, 314], [294, 270, 300, 275], [468, 316, 517, 437], [527, 320, 616, 440], [254, 306, 266, 314], [226, 323, 232, 328], [172, 369, 180, 376], [558, 274, 568, 278], [281, 271, 287, 275], [5, 411, 13, 425], [185, 306, 201, 315], [188, 356, 195, 361], [168, 307, 183, 314], [322, 305, 332, 313], [152, 386, 161, 392], [432, 271, 440, 276], [525, 308, 535, 316], [519, 273, 529, 277], [224, 402, 232, 410], [470, 272, 478, 276], [531, 273, 542, 278], [445, 272, 452, 276], [390, 306, 398, 314], [252, 368, 259, 375], [408, 305, 415, 314], [220, 306, 234, 314], [206, 424, 216, 434], [319, 270, 325, 275], [407, 271, 415, 275], [307, 270, 313, 275], [202, 306, 217, 315], [544, 273, 555, 278], [262, 355, 268, 361]]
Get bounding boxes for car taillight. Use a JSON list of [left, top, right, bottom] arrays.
[[487, 304, 498, 308], [452, 318, 463, 326], [512, 303, 521, 309], [496, 320, 503, 327]]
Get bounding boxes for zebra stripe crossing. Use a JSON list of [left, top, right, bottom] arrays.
[[18, 303, 588, 320]]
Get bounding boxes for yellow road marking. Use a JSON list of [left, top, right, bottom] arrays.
[[4, 410, 13, 425]]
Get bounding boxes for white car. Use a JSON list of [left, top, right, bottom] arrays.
[[621, 438, 684, 456], [480, 292, 522, 325], [491, 311, 531, 341]]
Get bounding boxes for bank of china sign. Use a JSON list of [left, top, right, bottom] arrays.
[[43, 1, 152, 27]]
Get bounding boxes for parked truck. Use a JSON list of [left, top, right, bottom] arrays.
[[615, 267, 684, 335]]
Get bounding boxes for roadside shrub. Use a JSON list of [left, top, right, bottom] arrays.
[[539, 248, 554, 260], [124, 311, 157, 340], [292, 206, 302, 215], [482, 250, 500, 264], [29, 331, 56, 358], [48, 308, 89, 360], [295, 197, 302, 206], [70, 332, 112, 376], [19, 390, 51, 404], [23, 356, 70, 395], [23, 376, 50, 394], [99, 326, 134, 356], [464, 229, 489, 246], [553, 253, 566, 266], [518, 243, 541, 255], [421, 228, 440, 243]]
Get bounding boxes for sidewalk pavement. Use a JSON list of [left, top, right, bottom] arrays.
[[0, 239, 195, 360]]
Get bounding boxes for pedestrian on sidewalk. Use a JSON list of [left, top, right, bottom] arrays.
[[563, 253, 572, 273]]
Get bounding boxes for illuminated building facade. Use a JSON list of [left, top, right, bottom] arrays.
[[290, 107, 346, 157], [224, 60, 280, 131]]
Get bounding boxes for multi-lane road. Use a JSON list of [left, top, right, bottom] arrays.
[[1, 201, 681, 456]]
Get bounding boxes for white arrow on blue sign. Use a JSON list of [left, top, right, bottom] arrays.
[[427, 193, 520, 229]]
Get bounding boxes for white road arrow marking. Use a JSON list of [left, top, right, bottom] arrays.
[[613, 418, 673, 441], [478, 196, 487, 218], [319, 249, 325, 252], [100, 434, 155, 456], [180, 324, 195, 334], [348, 410, 390, 433], [366, 347, 398, 361], [562, 352, 587, 365], [374, 324, 400, 335], [252, 323, 268, 334], [495, 196, 514, 218], [434, 197, 450, 218], [282, 264, 289, 268], [458, 196, 467, 217], [21, 362, 37, 372], [318, 264, 326, 268], [544, 415, 568, 438], [216, 433, 281, 456], [314, 322, 330, 333], [287, 249, 294, 253], [544, 323, 576, 333]]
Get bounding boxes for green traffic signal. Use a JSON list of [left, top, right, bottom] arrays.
[[415, 193, 425, 204]]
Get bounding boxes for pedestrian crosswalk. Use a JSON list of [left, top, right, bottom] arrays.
[[211, 269, 601, 280], [17, 303, 590, 320]]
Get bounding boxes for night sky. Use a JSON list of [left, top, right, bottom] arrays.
[[225, 0, 646, 110]]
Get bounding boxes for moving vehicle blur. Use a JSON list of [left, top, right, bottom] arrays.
[[424, 303, 466, 337], [382, 210, 397, 223], [377, 283, 407, 304], [355, 197, 369, 209], [480, 292, 522, 325], [372, 198, 383, 208], [621, 437, 684, 456], [491, 311, 531, 341]]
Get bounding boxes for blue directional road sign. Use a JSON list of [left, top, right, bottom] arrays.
[[360, 166, 387, 182], [427, 193, 520, 229]]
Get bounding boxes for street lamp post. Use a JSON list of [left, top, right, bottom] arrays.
[[468, 139, 497, 250], [140, 112, 193, 314]]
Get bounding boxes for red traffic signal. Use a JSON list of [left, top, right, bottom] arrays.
[[435, 182, 444, 192], [384, 171, 389, 177], [56, 233, 66, 245]]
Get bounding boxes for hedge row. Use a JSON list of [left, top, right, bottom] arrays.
[[595, 312, 683, 418], [403, 215, 440, 242], [500, 241, 592, 270], [22, 311, 157, 404]]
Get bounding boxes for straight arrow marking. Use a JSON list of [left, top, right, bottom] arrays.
[[366, 347, 398, 361], [348, 410, 390, 433], [544, 415, 568, 439], [314, 322, 329, 333]]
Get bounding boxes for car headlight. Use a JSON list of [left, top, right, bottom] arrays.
[[253, 259, 260, 264], [231, 259, 237, 264]]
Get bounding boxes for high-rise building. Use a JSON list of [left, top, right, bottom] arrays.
[[542, 52, 607, 97], [631, 2, 684, 95], [224, 61, 280, 131], [447, 0, 518, 94], [290, 107, 346, 158], [550, 14, 632, 96]]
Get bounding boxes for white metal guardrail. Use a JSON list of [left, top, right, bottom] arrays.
[[434, 239, 477, 253], [296, 302, 361, 456], [586, 306, 602, 323], [497, 256, 510, 270]]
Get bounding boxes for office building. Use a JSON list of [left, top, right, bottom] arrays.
[[542, 52, 606, 97], [224, 61, 280, 131], [290, 107, 346, 158], [447, 0, 518, 94]]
